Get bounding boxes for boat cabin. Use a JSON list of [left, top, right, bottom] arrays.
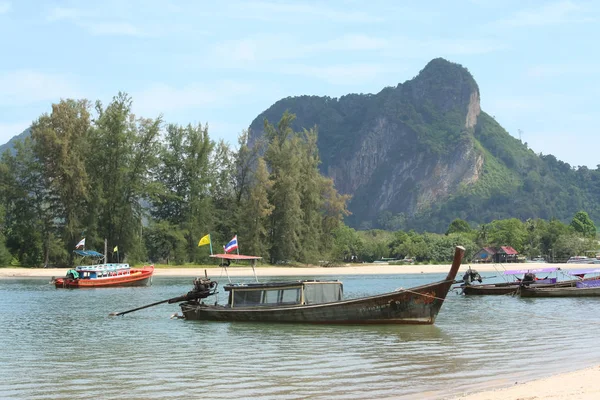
[[75, 263, 131, 279], [223, 280, 343, 308]]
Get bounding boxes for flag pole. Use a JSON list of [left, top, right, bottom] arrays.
[[222, 245, 231, 283], [251, 259, 259, 283], [209, 234, 213, 255]]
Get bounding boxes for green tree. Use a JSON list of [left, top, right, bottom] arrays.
[[89, 93, 162, 264], [570, 211, 597, 238], [264, 112, 304, 263], [143, 220, 187, 264], [330, 224, 363, 262], [487, 218, 526, 251], [151, 122, 214, 263], [297, 127, 324, 264], [238, 158, 273, 258], [319, 176, 351, 260], [31, 99, 91, 265], [445, 218, 471, 235]]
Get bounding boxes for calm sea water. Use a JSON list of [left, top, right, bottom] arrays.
[[2, 272, 600, 399]]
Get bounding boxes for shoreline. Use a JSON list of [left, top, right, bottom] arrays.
[[0, 262, 581, 278], [450, 364, 600, 399]]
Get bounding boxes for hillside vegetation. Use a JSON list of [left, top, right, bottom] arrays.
[[249, 58, 600, 232]]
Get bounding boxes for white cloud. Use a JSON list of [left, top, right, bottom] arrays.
[[281, 64, 395, 85], [47, 7, 82, 21], [0, 122, 30, 146], [0, 70, 80, 107], [85, 22, 145, 37], [47, 6, 149, 37], [233, 1, 384, 23], [496, 1, 594, 27], [384, 37, 506, 58], [312, 34, 389, 52], [0, 1, 10, 14], [212, 35, 313, 64], [211, 33, 503, 70], [133, 81, 256, 116], [526, 64, 596, 78]]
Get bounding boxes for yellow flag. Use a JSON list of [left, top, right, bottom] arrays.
[[113, 246, 118, 252], [198, 234, 211, 247]]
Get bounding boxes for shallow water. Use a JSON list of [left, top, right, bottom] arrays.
[[1, 273, 600, 399]]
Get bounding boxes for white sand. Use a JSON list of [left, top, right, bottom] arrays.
[[451, 365, 600, 400]]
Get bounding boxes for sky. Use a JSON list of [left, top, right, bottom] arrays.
[[0, 0, 598, 168]]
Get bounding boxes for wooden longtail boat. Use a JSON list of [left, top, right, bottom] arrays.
[[176, 246, 465, 324], [53, 250, 153, 288], [520, 268, 600, 298], [460, 267, 560, 296]]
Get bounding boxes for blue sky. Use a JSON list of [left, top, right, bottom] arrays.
[[0, 0, 598, 167]]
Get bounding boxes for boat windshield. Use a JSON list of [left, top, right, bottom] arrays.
[[228, 281, 343, 307], [232, 287, 302, 307], [303, 282, 343, 304]]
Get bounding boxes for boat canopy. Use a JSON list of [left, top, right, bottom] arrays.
[[566, 268, 600, 276], [73, 250, 104, 258], [76, 263, 130, 272], [503, 267, 558, 275], [210, 254, 262, 260]]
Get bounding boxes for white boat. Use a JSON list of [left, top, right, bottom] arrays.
[[528, 257, 547, 263], [566, 256, 600, 264]]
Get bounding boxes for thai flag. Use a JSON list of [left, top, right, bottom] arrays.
[[75, 238, 85, 249], [224, 235, 238, 253]]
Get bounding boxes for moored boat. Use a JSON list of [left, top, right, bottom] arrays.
[[519, 268, 600, 298], [178, 246, 465, 324], [112, 246, 466, 324], [460, 267, 559, 295], [53, 250, 153, 288]]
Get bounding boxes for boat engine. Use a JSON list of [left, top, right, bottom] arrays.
[[462, 269, 482, 285], [521, 273, 536, 285], [168, 277, 218, 304]]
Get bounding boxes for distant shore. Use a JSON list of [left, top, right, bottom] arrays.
[[0, 262, 585, 278]]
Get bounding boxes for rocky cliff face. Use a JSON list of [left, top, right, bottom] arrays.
[[249, 58, 485, 228]]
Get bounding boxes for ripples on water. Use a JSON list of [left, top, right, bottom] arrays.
[[2, 273, 600, 399]]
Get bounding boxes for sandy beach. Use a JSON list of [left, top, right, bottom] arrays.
[[0, 262, 580, 278], [450, 365, 600, 400], [2, 261, 597, 399]]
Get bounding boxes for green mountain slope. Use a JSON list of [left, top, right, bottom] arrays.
[[249, 58, 600, 232], [0, 128, 31, 155]]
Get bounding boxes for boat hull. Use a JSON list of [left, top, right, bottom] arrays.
[[461, 280, 578, 296], [520, 285, 600, 298], [461, 280, 563, 295], [54, 266, 154, 288], [462, 284, 520, 295], [182, 275, 459, 324]]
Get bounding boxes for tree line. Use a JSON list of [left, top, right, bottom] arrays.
[[0, 94, 348, 267], [332, 212, 597, 264], [0, 94, 597, 267]]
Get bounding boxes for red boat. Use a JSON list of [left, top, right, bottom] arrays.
[[54, 263, 154, 288]]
